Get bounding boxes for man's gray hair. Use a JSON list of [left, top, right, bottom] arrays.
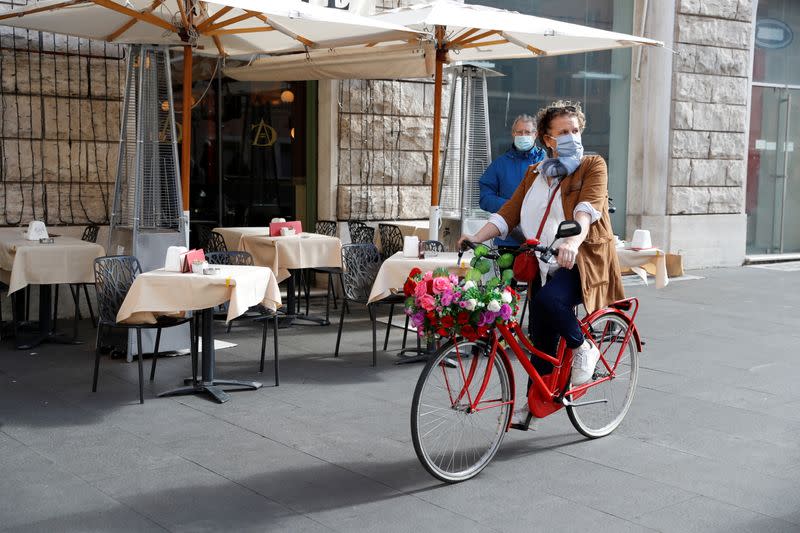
[[511, 114, 536, 132]]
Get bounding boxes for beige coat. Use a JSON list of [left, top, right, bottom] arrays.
[[496, 154, 624, 314]]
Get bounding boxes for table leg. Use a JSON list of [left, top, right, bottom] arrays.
[[15, 285, 82, 350], [395, 339, 436, 365], [158, 308, 262, 403], [285, 269, 331, 326]]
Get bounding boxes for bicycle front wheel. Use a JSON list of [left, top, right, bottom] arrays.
[[411, 339, 512, 483], [567, 312, 639, 438]]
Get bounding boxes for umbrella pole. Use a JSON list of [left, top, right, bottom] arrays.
[[428, 25, 445, 242], [181, 44, 192, 235]]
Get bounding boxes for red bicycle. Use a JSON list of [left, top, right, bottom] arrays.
[[411, 225, 643, 483]]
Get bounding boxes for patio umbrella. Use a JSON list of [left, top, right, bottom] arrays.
[[375, 0, 663, 240], [226, 1, 662, 238], [0, 0, 419, 214]]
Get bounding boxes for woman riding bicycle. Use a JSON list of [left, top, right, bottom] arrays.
[[459, 101, 625, 424]]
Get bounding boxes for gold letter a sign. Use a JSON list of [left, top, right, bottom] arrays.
[[251, 119, 278, 147]]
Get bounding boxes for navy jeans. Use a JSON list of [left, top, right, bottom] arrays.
[[526, 266, 585, 376]]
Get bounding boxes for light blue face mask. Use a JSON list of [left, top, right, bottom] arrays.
[[540, 132, 584, 178], [513, 135, 534, 152]]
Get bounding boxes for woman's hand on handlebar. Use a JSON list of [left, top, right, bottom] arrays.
[[556, 238, 580, 269], [457, 235, 477, 251]]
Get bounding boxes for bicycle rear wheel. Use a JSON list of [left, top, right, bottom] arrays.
[[411, 339, 512, 483], [567, 312, 639, 438]]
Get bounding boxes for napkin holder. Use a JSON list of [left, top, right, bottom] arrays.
[[402, 236, 420, 258], [164, 246, 189, 272], [629, 229, 653, 250], [180, 249, 206, 273], [26, 220, 49, 241], [269, 220, 302, 237]]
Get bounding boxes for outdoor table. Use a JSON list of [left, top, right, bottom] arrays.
[[616, 247, 669, 288], [369, 251, 471, 364], [116, 265, 281, 403], [212, 226, 267, 255], [234, 231, 342, 324], [0, 227, 104, 349]]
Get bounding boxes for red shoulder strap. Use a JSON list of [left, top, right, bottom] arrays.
[[535, 181, 562, 240]]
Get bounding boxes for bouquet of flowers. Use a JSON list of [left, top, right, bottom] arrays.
[[403, 265, 521, 342]]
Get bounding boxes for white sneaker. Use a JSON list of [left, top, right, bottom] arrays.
[[571, 340, 600, 385], [510, 406, 538, 430]]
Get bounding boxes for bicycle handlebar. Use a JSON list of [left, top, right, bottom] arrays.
[[458, 239, 560, 265]]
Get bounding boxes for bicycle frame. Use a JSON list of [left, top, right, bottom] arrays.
[[447, 297, 641, 424]]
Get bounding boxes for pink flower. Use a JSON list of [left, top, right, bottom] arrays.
[[414, 281, 428, 299], [419, 294, 436, 311], [432, 277, 451, 294], [499, 303, 513, 321], [423, 271, 433, 282], [440, 291, 454, 307], [449, 274, 459, 284]]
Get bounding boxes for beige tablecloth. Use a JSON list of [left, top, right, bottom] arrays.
[[212, 227, 267, 253], [0, 228, 105, 294], [368, 251, 472, 303], [616, 247, 669, 289], [116, 265, 281, 325], [238, 232, 342, 282]]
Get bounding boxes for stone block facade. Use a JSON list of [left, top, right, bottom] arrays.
[[668, 0, 754, 219], [0, 13, 123, 226]]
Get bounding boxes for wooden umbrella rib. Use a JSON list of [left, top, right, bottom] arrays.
[[453, 29, 499, 47], [201, 11, 259, 33], [91, 0, 176, 33], [0, 0, 89, 21], [176, 0, 188, 29], [457, 38, 507, 50], [105, 0, 165, 42], [212, 34, 225, 55], [195, 6, 232, 32], [449, 27, 480, 46], [206, 26, 274, 36]]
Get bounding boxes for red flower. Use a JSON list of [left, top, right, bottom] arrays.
[[461, 325, 477, 341], [403, 278, 417, 297], [440, 315, 455, 328], [426, 311, 438, 326], [409, 267, 423, 278], [457, 312, 470, 325], [426, 279, 434, 293], [477, 325, 489, 339], [437, 328, 450, 338]]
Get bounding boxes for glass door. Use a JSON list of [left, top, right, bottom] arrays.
[[746, 86, 800, 254]]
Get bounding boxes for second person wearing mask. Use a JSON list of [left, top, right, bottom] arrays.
[[479, 114, 545, 249]]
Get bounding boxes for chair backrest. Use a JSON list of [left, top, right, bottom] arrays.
[[315, 220, 337, 237], [196, 224, 213, 249], [205, 251, 254, 266], [378, 223, 404, 260], [420, 240, 445, 253], [340, 243, 381, 303], [93, 255, 142, 326], [81, 225, 99, 243], [350, 224, 375, 245], [206, 231, 228, 252]]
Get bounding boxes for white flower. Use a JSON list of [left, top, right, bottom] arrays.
[[487, 300, 501, 312], [465, 298, 478, 311], [463, 280, 475, 290], [501, 291, 512, 304]]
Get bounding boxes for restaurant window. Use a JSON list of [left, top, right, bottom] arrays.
[[173, 57, 308, 246], [464, 0, 634, 233]]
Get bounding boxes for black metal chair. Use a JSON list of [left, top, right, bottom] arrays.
[[206, 251, 280, 384], [54, 225, 99, 330], [92, 256, 195, 404], [301, 220, 346, 320], [196, 224, 213, 249], [334, 244, 404, 366], [206, 231, 228, 252], [420, 240, 446, 253], [350, 224, 375, 245], [378, 223, 404, 261]]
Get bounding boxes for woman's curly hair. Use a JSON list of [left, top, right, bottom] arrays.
[[534, 100, 586, 141]]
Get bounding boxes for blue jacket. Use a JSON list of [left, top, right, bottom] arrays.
[[479, 145, 545, 247]]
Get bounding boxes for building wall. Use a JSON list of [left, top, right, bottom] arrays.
[[0, 8, 124, 227], [627, 0, 755, 268]]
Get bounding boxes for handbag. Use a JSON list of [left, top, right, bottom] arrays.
[[512, 181, 562, 283]]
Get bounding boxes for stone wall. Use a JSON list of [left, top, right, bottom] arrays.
[[336, 78, 444, 220], [668, 0, 753, 217], [0, 8, 124, 226]]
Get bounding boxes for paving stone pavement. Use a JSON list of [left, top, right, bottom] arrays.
[[1, 265, 799, 532]]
